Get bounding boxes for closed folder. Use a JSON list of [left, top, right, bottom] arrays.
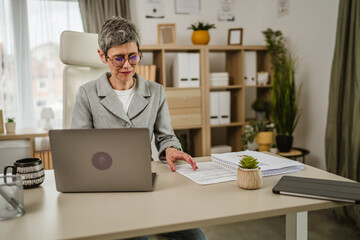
[[219, 91, 230, 124], [273, 176, 360, 204], [173, 53, 190, 87], [244, 51, 256, 86], [188, 53, 200, 87], [210, 92, 220, 125]]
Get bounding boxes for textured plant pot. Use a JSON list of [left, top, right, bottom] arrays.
[[237, 167, 263, 190], [256, 131, 273, 152], [5, 122, 16, 133], [276, 135, 293, 152], [191, 30, 210, 45]]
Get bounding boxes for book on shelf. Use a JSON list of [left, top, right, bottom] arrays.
[[138, 65, 156, 82], [175, 150, 304, 185]]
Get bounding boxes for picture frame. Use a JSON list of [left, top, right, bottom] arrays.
[[228, 28, 243, 45], [0, 109, 4, 133], [157, 23, 176, 45]]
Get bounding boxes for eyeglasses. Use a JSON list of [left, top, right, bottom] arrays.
[[107, 53, 142, 68]]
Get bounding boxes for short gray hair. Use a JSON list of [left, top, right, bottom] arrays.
[[98, 16, 141, 57]]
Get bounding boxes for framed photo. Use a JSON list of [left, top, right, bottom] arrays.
[[0, 109, 4, 133], [228, 28, 243, 45], [157, 23, 176, 45]]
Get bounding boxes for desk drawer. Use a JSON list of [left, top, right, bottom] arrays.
[[166, 89, 201, 109], [169, 108, 201, 128]]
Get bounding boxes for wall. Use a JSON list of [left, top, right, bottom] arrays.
[[257, 0, 339, 169], [130, 0, 339, 169]]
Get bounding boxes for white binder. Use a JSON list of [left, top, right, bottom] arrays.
[[188, 53, 200, 87], [210, 92, 220, 125], [173, 53, 190, 87], [219, 91, 230, 124], [244, 51, 257, 86]]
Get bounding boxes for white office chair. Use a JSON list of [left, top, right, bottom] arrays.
[[59, 31, 159, 161]]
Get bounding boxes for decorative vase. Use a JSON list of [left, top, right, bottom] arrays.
[[276, 135, 293, 153], [256, 131, 273, 152], [5, 122, 16, 133], [191, 30, 210, 45], [237, 167, 263, 190]]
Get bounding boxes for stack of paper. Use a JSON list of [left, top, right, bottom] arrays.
[[138, 65, 156, 82], [211, 151, 304, 177], [175, 151, 304, 185], [210, 72, 229, 86]]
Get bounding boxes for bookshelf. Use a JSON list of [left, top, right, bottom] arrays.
[[140, 45, 271, 156]]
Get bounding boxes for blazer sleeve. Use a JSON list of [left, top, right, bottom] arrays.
[[70, 86, 94, 129], [154, 86, 182, 159]]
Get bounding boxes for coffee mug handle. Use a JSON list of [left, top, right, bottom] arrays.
[[4, 165, 16, 176]]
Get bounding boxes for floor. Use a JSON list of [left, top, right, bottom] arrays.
[[202, 208, 360, 240]]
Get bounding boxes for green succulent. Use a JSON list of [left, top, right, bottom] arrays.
[[187, 21, 216, 31], [7, 117, 15, 123], [239, 156, 259, 169]]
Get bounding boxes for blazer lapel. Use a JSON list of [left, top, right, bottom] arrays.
[[97, 73, 130, 123]]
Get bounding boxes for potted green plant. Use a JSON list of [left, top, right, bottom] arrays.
[[237, 156, 262, 189], [187, 21, 216, 45], [5, 117, 16, 133], [251, 99, 270, 120], [241, 120, 274, 151], [262, 28, 301, 152]]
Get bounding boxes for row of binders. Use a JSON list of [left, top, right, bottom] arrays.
[[210, 91, 230, 125], [138, 65, 156, 82], [173, 53, 200, 87]]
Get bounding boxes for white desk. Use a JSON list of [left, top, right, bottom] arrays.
[[0, 157, 349, 240]]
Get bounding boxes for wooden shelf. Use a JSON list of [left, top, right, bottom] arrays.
[[141, 44, 271, 156]]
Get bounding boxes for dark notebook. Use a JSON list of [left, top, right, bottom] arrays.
[[273, 176, 360, 204]]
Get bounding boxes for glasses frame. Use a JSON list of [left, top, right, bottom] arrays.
[[106, 52, 143, 68]]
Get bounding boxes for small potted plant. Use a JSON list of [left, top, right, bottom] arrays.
[[5, 117, 16, 133], [241, 120, 274, 151], [187, 21, 216, 45], [253, 120, 274, 152], [270, 143, 278, 154], [237, 155, 263, 189], [251, 99, 270, 120]]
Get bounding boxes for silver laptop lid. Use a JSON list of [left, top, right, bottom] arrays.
[[49, 128, 153, 192]]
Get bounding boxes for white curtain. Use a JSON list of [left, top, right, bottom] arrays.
[[11, 0, 34, 128]]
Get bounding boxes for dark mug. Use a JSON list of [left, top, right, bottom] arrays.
[[4, 158, 45, 189]]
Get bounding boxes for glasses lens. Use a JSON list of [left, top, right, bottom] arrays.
[[113, 57, 125, 67], [129, 55, 140, 65]]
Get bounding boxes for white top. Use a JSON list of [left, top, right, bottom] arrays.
[[114, 79, 137, 114]]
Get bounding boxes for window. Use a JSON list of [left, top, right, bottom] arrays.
[[0, 0, 83, 128]]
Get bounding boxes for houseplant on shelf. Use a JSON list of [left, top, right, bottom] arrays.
[[237, 155, 262, 189], [5, 117, 16, 133], [262, 28, 301, 152], [251, 99, 270, 120], [241, 120, 274, 152], [187, 21, 216, 45]]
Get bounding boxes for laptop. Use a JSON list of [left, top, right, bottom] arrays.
[[273, 176, 360, 204], [49, 128, 156, 192]]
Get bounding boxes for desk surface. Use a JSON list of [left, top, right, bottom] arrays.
[[0, 157, 349, 240]]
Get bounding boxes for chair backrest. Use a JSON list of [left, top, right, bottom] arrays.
[[59, 30, 109, 129]]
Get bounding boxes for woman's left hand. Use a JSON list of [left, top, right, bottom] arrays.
[[165, 147, 198, 172]]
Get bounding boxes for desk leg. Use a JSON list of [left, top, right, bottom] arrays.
[[286, 211, 307, 240]]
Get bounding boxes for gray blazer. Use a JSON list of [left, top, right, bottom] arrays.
[[71, 72, 181, 158]]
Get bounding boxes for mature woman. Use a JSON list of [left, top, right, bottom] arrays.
[[71, 17, 206, 240]]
